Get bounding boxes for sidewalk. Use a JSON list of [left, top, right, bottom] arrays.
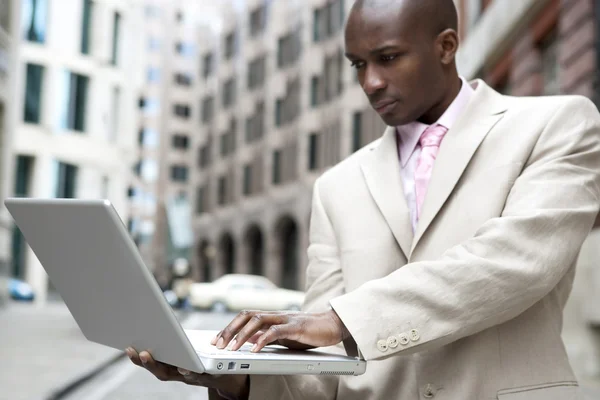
[[0, 301, 123, 400]]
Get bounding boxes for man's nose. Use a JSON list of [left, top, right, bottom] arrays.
[[362, 66, 386, 95]]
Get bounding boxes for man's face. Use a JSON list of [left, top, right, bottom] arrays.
[[344, 5, 446, 126]]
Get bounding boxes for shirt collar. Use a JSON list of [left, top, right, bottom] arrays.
[[396, 76, 474, 167]]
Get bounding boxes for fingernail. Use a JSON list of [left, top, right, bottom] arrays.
[[140, 355, 147, 365], [178, 368, 190, 376], [211, 336, 218, 345], [228, 339, 237, 350], [251, 344, 258, 352], [217, 337, 224, 348]]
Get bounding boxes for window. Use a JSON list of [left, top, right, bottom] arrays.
[[224, 31, 237, 60], [308, 133, 320, 170], [352, 111, 362, 152], [313, 0, 345, 42], [198, 139, 212, 169], [59, 71, 89, 132], [174, 73, 192, 86], [540, 29, 560, 96], [248, 56, 266, 90], [202, 52, 214, 79], [170, 165, 189, 182], [110, 86, 120, 142], [138, 128, 158, 148], [12, 156, 34, 279], [246, 102, 264, 143], [81, 0, 93, 54], [0, 0, 11, 32], [249, 6, 267, 37], [218, 176, 227, 205], [147, 68, 160, 83], [275, 99, 283, 127], [274, 78, 301, 127], [272, 150, 281, 184], [172, 134, 190, 150], [23, 63, 44, 124], [22, 0, 48, 43], [222, 78, 236, 108], [176, 42, 195, 57], [173, 104, 191, 119], [277, 28, 302, 68], [55, 162, 78, 198], [145, 5, 160, 18], [148, 37, 161, 51], [101, 176, 109, 198], [196, 186, 207, 214], [311, 76, 321, 107], [220, 121, 237, 157], [139, 97, 160, 116], [111, 12, 121, 65], [243, 164, 252, 195], [201, 96, 214, 123]]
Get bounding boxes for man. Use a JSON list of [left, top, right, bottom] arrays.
[[127, 0, 600, 398]]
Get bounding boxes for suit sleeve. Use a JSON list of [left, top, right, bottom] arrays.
[[214, 179, 343, 400], [330, 96, 600, 361]]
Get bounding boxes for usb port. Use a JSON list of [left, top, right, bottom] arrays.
[[240, 364, 250, 369]]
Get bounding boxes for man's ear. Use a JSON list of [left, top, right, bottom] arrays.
[[437, 29, 459, 65]]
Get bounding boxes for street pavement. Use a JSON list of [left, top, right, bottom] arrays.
[[61, 312, 236, 400], [2, 300, 600, 400], [0, 299, 234, 400]]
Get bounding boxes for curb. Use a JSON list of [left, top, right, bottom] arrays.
[[43, 309, 193, 400], [44, 351, 127, 400]]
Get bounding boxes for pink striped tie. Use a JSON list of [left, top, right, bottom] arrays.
[[415, 124, 448, 219]]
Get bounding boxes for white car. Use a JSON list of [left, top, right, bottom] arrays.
[[189, 274, 305, 313]]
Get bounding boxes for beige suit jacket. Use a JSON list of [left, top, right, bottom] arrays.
[[211, 80, 600, 400]]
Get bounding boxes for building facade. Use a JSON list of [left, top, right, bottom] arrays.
[[7, 0, 142, 303], [456, 0, 600, 385], [0, 0, 17, 305], [148, 0, 386, 291]]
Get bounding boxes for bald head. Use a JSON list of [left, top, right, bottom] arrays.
[[351, 0, 458, 38], [345, 0, 462, 126]]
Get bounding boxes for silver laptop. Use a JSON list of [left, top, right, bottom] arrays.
[[4, 198, 366, 376]]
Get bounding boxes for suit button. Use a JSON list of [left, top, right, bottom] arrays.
[[387, 336, 399, 348], [377, 340, 388, 352], [399, 333, 410, 346], [423, 384, 435, 398], [410, 329, 420, 342]]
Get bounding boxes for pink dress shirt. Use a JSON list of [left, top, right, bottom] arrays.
[[396, 77, 474, 233]]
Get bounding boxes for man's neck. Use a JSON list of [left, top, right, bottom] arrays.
[[417, 76, 462, 125]]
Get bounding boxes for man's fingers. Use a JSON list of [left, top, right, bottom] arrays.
[[125, 348, 144, 367], [253, 323, 297, 352], [230, 313, 286, 351], [218, 311, 279, 349], [139, 351, 184, 382]]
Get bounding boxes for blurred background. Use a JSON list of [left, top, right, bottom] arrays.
[[1, 0, 600, 399]]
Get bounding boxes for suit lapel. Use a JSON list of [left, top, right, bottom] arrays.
[[360, 126, 413, 259], [411, 81, 509, 253]]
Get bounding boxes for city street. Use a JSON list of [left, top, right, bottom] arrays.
[[61, 312, 236, 400]]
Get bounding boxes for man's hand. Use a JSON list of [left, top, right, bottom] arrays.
[[211, 308, 350, 353], [125, 348, 249, 398]]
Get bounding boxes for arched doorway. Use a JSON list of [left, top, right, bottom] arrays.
[[197, 239, 215, 282], [218, 233, 236, 276], [243, 225, 264, 276], [275, 216, 299, 290]]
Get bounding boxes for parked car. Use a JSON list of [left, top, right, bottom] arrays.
[[189, 274, 305, 312], [8, 278, 34, 301]]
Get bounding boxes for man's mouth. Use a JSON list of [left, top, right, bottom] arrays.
[[373, 100, 398, 114]]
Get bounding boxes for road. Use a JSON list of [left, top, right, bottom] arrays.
[[60, 310, 600, 400], [62, 311, 236, 400]]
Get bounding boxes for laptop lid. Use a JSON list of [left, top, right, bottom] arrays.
[[4, 198, 205, 373]]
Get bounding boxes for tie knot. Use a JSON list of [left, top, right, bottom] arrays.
[[419, 124, 448, 147]]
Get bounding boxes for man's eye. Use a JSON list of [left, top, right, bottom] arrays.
[[350, 61, 365, 70], [380, 54, 397, 62]]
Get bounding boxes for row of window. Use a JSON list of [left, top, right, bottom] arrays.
[[23, 0, 120, 64]]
